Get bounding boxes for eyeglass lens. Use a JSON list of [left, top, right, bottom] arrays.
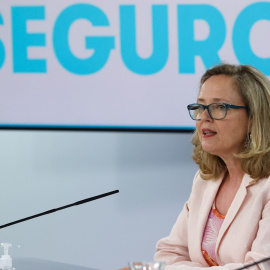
[[189, 103, 227, 120]]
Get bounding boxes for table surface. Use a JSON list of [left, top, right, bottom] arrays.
[[13, 257, 100, 270]]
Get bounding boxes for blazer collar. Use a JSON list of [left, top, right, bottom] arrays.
[[195, 173, 224, 265], [197, 174, 224, 242], [215, 174, 253, 254]]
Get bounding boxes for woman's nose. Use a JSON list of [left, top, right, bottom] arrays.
[[200, 108, 212, 121]]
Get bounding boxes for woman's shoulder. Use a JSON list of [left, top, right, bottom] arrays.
[[246, 174, 270, 198], [189, 170, 223, 199]]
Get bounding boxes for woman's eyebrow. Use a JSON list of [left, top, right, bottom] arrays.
[[197, 98, 231, 103], [197, 98, 205, 103]]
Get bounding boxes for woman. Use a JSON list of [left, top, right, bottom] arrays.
[[119, 64, 270, 270], [154, 64, 270, 269]]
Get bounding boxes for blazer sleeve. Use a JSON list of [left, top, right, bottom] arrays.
[[154, 171, 206, 267], [154, 200, 206, 268]]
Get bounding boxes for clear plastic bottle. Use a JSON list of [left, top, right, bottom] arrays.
[[0, 243, 15, 270]]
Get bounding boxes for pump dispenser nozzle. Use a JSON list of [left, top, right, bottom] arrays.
[[0, 243, 13, 270]]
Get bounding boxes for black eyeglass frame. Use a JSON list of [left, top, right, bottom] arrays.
[[187, 103, 249, 121]]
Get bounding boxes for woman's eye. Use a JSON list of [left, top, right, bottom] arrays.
[[214, 104, 226, 110]]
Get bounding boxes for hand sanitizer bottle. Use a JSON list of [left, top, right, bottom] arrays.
[[0, 243, 14, 270]]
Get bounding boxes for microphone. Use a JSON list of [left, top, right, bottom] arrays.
[[0, 190, 119, 229], [234, 255, 270, 269]]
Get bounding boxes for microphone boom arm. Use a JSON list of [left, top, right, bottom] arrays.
[[0, 190, 119, 229]]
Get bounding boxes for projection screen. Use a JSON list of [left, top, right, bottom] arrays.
[[0, 0, 270, 130]]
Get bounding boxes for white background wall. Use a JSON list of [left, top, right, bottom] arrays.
[[0, 130, 198, 270]]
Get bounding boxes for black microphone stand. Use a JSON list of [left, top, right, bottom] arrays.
[[0, 190, 119, 229], [235, 256, 270, 269]]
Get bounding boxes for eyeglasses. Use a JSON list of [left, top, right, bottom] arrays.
[[187, 103, 249, 121]]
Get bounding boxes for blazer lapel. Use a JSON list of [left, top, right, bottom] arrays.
[[215, 174, 251, 251], [194, 175, 224, 264]]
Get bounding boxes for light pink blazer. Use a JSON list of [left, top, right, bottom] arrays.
[[154, 171, 270, 270]]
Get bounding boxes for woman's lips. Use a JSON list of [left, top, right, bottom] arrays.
[[202, 128, 217, 138]]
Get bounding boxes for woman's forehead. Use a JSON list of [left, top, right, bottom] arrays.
[[199, 75, 241, 102]]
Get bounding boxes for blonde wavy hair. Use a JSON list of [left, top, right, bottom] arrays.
[[192, 64, 270, 182]]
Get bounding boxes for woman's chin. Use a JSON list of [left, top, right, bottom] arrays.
[[201, 145, 219, 156]]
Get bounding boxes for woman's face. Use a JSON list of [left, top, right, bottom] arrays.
[[196, 74, 249, 162]]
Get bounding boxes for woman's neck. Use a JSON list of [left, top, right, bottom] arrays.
[[223, 158, 245, 185]]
